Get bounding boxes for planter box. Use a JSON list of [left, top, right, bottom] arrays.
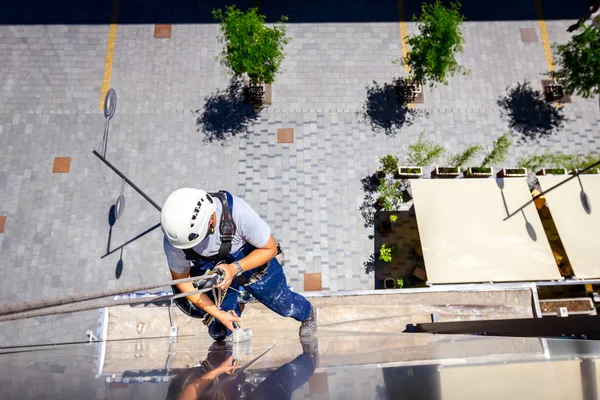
[[398, 166, 423, 179], [465, 167, 493, 178], [540, 297, 596, 317], [497, 168, 527, 178], [541, 79, 570, 103], [243, 81, 272, 106], [395, 79, 424, 104], [433, 166, 460, 178], [383, 278, 396, 289], [572, 168, 600, 175], [536, 168, 567, 176]]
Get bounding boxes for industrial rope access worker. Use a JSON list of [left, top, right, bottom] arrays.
[[161, 188, 317, 341]]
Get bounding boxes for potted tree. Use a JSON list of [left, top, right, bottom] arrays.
[[465, 133, 512, 178], [550, 25, 600, 102], [401, 0, 466, 101], [213, 6, 290, 106]]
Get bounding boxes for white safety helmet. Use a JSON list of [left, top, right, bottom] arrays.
[[161, 188, 217, 249]]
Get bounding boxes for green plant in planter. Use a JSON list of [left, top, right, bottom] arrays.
[[379, 244, 398, 263], [379, 154, 399, 176], [448, 145, 482, 167], [403, 0, 467, 87], [396, 278, 404, 288], [406, 131, 445, 166], [481, 133, 512, 167], [378, 180, 409, 211], [517, 151, 599, 171], [213, 6, 290, 85], [390, 214, 398, 223]]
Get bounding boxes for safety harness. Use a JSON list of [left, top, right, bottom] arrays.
[[171, 191, 236, 322]]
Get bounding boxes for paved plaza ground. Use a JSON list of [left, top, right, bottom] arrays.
[[1, 0, 599, 360]]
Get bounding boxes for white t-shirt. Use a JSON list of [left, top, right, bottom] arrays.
[[164, 194, 271, 274]]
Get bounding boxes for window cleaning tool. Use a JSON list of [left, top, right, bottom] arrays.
[[226, 310, 253, 343]]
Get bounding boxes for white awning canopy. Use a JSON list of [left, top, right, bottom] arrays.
[[411, 179, 561, 284], [538, 175, 600, 279]]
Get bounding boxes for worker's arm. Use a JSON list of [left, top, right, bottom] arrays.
[[171, 269, 240, 331], [215, 235, 277, 289], [176, 356, 239, 400]]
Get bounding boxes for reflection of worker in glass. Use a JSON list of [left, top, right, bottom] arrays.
[[165, 338, 319, 400]]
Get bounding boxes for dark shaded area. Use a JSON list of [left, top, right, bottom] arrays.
[[196, 78, 261, 143], [359, 193, 377, 228], [361, 173, 380, 194], [497, 81, 566, 142], [413, 314, 600, 340], [361, 79, 421, 135], [0, 0, 588, 24], [364, 253, 376, 274], [115, 248, 124, 279], [106, 205, 116, 254]]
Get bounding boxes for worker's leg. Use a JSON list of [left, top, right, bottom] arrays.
[[243, 257, 312, 322]]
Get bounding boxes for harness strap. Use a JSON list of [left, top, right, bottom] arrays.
[[211, 191, 236, 266]]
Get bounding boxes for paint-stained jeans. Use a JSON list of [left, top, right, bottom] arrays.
[[192, 244, 312, 341]]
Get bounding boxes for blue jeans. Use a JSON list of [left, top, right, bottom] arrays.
[[192, 244, 312, 341]]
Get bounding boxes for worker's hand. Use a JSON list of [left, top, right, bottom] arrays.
[[216, 310, 241, 332], [215, 355, 240, 375], [215, 264, 236, 290], [202, 356, 240, 380]]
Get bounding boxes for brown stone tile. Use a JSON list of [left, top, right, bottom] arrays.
[[520, 28, 538, 43], [277, 128, 294, 143], [309, 372, 329, 394], [154, 24, 172, 38], [0, 216, 5, 233], [304, 273, 322, 291], [52, 157, 71, 173]]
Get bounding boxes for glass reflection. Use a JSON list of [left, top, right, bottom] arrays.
[[165, 337, 318, 400]]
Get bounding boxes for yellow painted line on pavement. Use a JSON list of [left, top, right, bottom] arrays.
[[397, 0, 410, 73], [100, 0, 120, 110], [534, 0, 555, 72], [397, 0, 414, 108]]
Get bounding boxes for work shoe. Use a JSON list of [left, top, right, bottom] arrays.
[[299, 305, 317, 337]]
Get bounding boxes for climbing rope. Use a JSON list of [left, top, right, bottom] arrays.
[[0, 275, 215, 322]]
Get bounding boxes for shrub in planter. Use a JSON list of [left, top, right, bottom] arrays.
[[406, 131, 445, 167], [377, 180, 409, 211], [379, 154, 399, 177], [518, 151, 598, 172], [537, 168, 567, 176], [481, 133, 512, 168], [396, 278, 404, 289], [379, 244, 398, 263], [498, 168, 527, 177], [433, 166, 460, 178], [213, 6, 290, 103], [574, 168, 600, 175], [466, 166, 493, 177], [398, 166, 423, 178], [448, 145, 482, 167]]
